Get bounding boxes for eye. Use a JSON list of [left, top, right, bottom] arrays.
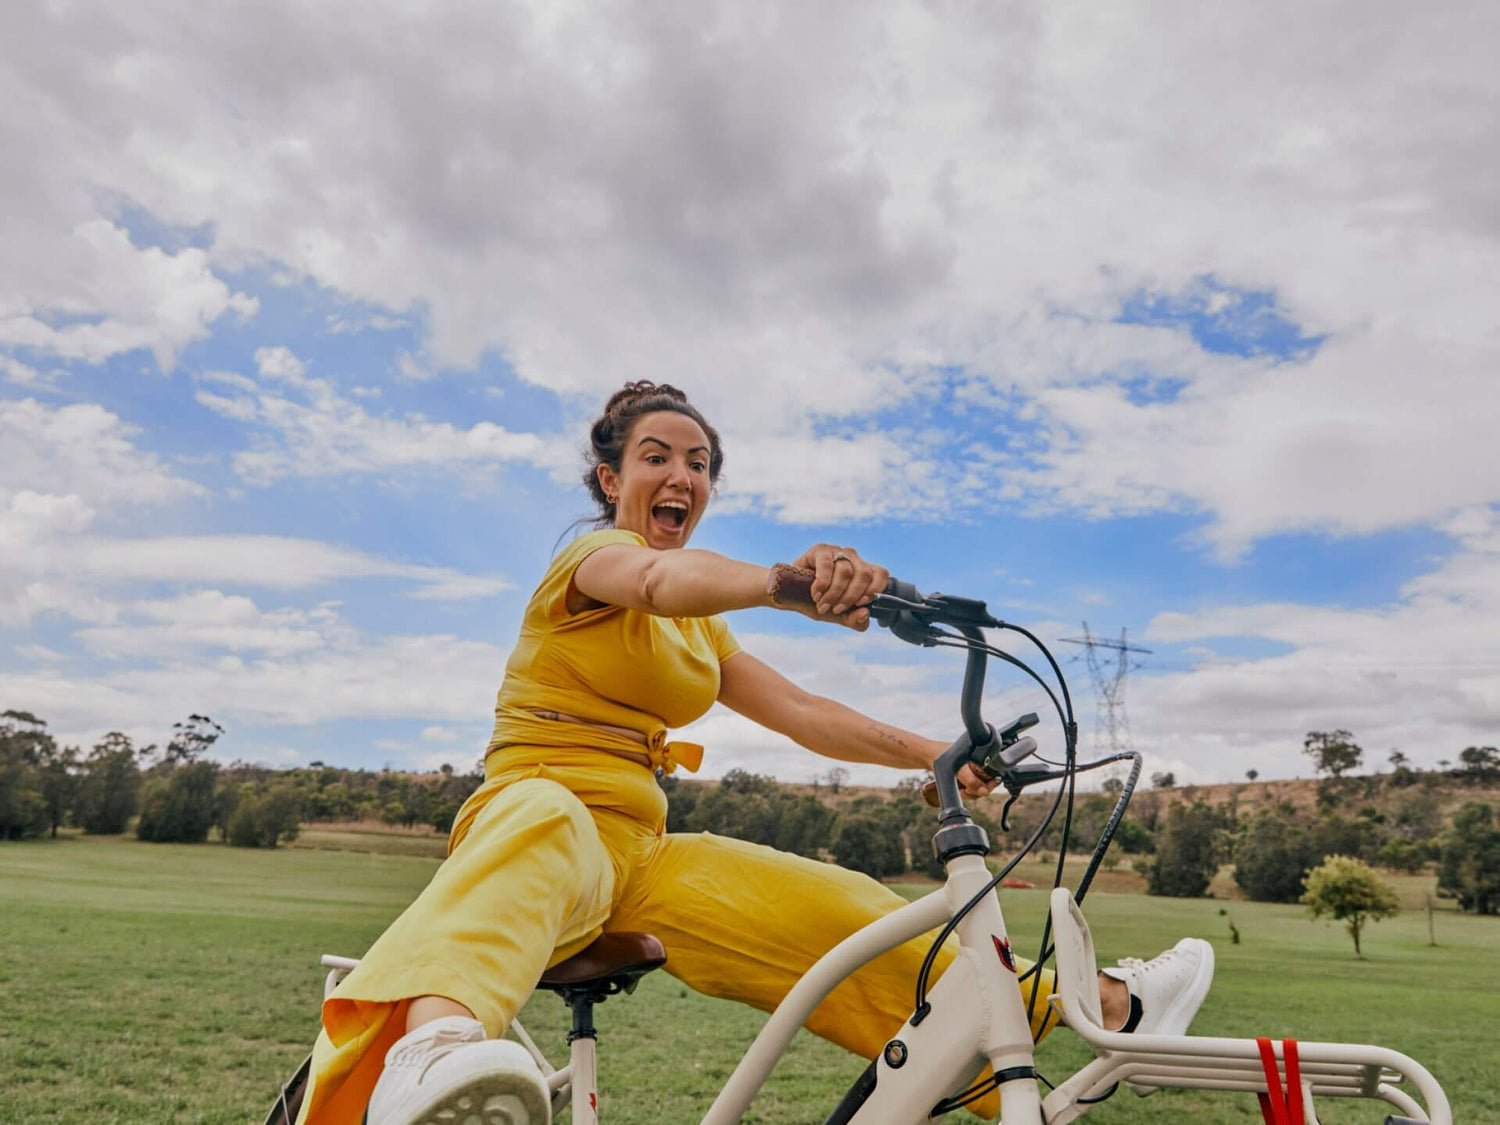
[[690, 461, 707, 472], [646, 454, 665, 464]]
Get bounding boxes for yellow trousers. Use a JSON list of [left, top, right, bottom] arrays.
[[297, 749, 1056, 1123]]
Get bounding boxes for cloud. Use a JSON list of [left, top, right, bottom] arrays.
[[73, 591, 344, 660], [192, 346, 568, 486], [6, 1, 1498, 542], [1134, 507, 1500, 779], [2, 631, 509, 746], [0, 221, 255, 371], [0, 396, 511, 628]]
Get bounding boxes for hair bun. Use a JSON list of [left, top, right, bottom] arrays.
[[606, 380, 686, 415]]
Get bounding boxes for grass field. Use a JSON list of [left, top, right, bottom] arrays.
[[1, 833, 1494, 1124]]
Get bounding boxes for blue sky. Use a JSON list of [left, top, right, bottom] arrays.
[[4, 2, 1498, 785]]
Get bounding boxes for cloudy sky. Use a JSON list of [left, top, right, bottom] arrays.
[[4, 1, 1498, 785]]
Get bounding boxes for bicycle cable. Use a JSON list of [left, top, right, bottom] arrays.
[[912, 620, 1150, 1114]]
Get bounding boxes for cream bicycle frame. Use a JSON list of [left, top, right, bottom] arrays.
[[317, 851, 1453, 1124]]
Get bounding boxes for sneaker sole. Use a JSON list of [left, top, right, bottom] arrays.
[[396, 1068, 551, 1125]]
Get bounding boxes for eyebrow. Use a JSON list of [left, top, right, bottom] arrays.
[[637, 436, 709, 455]]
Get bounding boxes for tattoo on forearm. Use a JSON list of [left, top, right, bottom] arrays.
[[867, 724, 909, 750]]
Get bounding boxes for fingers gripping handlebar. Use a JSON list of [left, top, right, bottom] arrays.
[[768, 564, 1042, 812]]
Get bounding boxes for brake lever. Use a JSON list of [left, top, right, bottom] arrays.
[[995, 760, 1070, 829]]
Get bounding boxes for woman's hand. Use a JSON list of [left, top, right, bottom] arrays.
[[957, 764, 1000, 800], [922, 737, 1001, 799], [790, 543, 890, 631]]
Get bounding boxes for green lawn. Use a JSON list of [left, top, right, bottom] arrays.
[[1, 834, 1493, 1124]]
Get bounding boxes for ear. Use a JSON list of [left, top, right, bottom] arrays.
[[596, 462, 620, 500]]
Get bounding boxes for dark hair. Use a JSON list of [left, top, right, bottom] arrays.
[[580, 381, 724, 527]]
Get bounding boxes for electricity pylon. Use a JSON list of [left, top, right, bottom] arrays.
[[1057, 622, 1151, 759]]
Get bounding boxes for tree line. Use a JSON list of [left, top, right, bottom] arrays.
[[4, 710, 1496, 915], [0, 710, 480, 848]]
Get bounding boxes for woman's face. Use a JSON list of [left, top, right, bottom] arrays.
[[597, 410, 712, 550]]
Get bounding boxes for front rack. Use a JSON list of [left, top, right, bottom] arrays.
[[1040, 889, 1452, 1125]]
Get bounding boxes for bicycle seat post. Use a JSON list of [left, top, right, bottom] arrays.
[[535, 932, 668, 1123]]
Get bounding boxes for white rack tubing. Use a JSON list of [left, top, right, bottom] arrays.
[[1065, 1027, 1449, 1122], [1105, 1052, 1394, 1083], [1051, 1056, 1428, 1121]]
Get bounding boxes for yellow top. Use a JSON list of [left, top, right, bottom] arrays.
[[487, 528, 741, 772]]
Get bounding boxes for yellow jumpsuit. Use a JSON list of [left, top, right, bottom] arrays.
[[296, 531, 1056, 1123]]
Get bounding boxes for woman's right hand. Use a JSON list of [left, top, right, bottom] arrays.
[[767, 543, 890, 631]]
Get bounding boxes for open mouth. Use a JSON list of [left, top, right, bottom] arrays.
[[651, 501, 688, 533]]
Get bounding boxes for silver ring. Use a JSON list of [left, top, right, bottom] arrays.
[[832, 552, 854, 566]]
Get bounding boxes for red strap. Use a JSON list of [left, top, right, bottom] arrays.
[[1285, 1040, 1303, 1125], [1255, 1037, 1303, 1125], [1257, 1038, 1288, 1125]]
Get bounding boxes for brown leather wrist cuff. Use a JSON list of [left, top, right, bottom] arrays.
[[766, 563, 817, 609]]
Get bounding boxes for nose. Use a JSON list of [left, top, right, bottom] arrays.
[[665, 458, 692, 490]]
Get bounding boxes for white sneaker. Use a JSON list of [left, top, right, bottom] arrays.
[[1102, 938, 1215, 1096], [366, 1016, 552, 1125]]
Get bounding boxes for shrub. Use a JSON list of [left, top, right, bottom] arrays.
[[227, 782, 303, 848]]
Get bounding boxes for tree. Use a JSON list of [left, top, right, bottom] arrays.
[[1245, 769, 1259, 782], [0, 710, 50, 839], [1301, 855, 1400, 958], [1458, 746, 1500, 786], [1304, 730, 1363, 778], [1145, 802, 1225, 898], [1437, 802, 1500, 915], [1151, 771, 1176, 789], [824, 766, 849, 795], [136, 760, 220, 843], [37, 742, 80, 837], [1387, 749, 1418, 788], [75, 733, 141, 835], [830, 811, 904, 880], [774, 794, 834, 858], [165, 714, 224, 765], [1233, 808, 1320, 903], [1378, 836, 1427, 874], [227, 781, 304, 847]]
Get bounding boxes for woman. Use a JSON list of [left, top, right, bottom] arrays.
[[298, 382, 1214, 1125]]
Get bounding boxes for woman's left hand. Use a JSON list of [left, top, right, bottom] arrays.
[[791, 543, 890, 628], [958, 764, 1000, 799]]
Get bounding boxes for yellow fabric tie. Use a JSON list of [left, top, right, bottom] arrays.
[[647, 730, 703, 774]]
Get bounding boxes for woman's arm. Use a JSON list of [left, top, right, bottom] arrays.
[[572, 542, 874, 626], [717, 651, 942, 771], [718, 652, 1000, 797], [571, 544, 775, 617]]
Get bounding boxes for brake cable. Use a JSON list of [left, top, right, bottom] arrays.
[[874, 588, 1144, 1114]]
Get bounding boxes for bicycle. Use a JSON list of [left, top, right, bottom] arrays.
[[265, 572, 1454, 1124]]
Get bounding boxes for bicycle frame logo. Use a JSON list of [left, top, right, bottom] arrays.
[[992, 935, 1017, 974]]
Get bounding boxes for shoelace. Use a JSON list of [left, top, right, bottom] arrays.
[[389, 1023, 486, 1083], [1116, 950, 1175, 977]]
